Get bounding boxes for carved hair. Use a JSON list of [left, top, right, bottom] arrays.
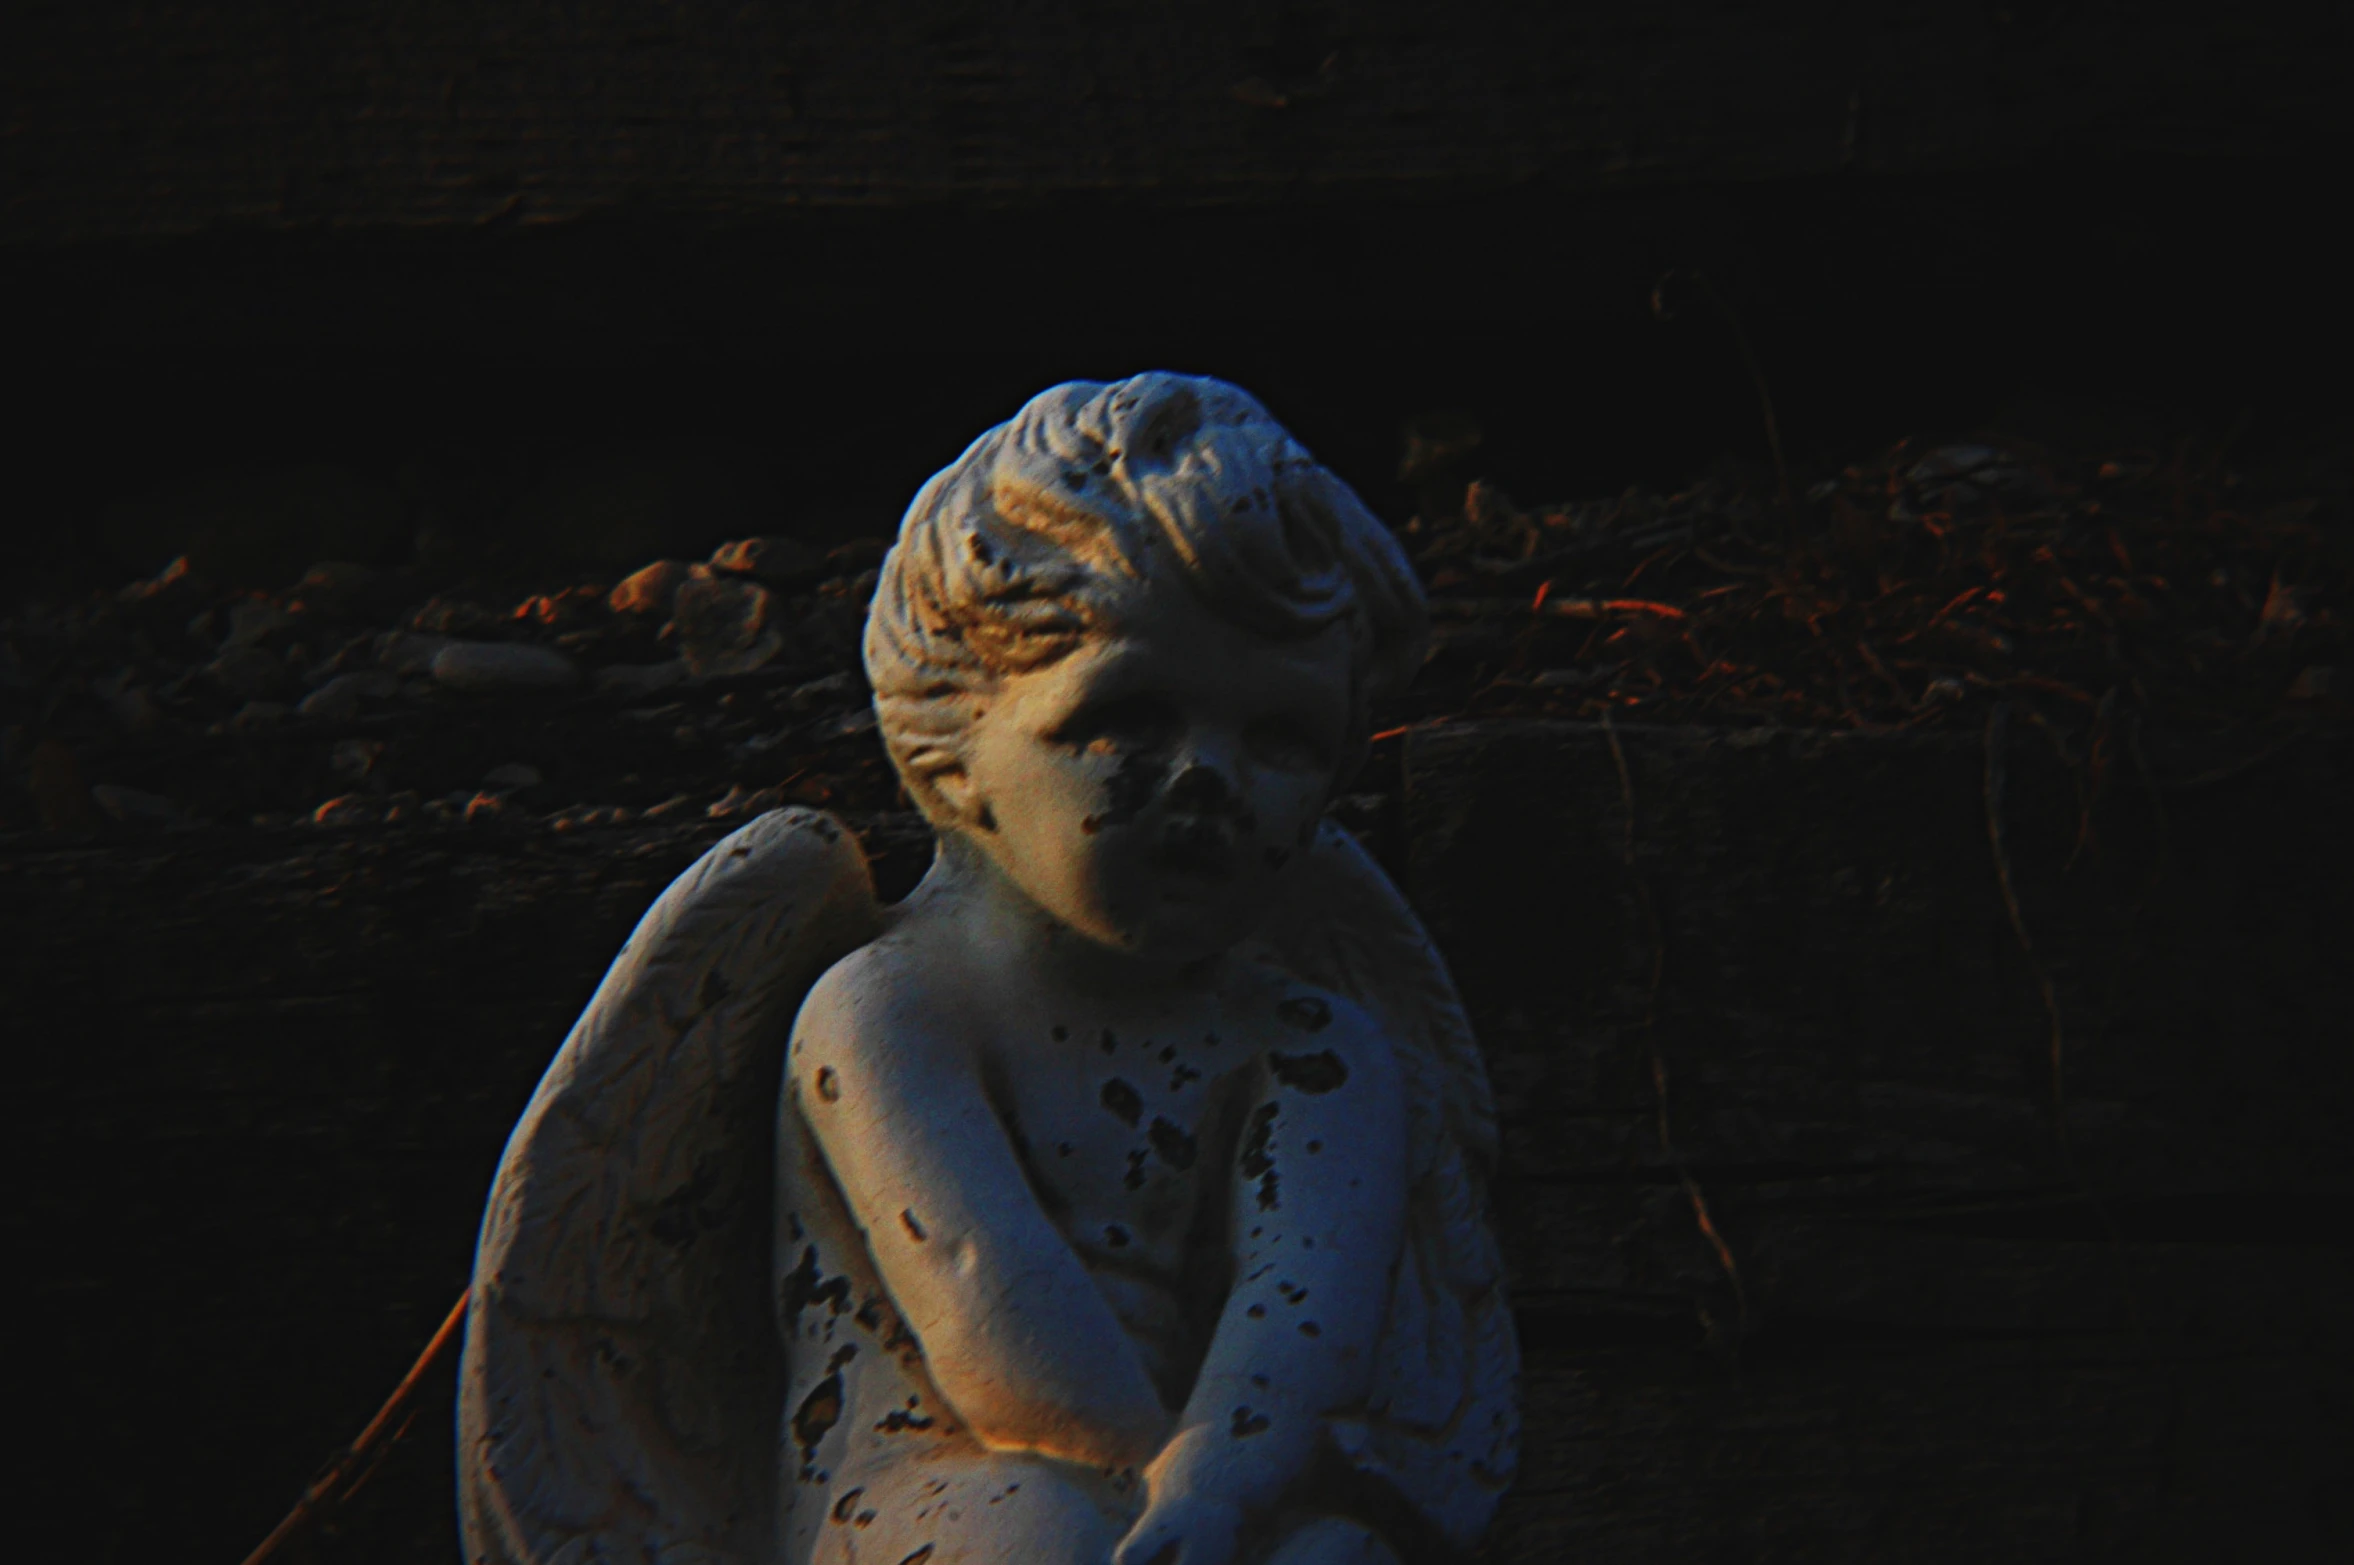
[[864, 373, 1427, 812]]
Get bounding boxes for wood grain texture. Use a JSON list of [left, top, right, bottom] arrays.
[[3, 2, 2342, 244], [1403, 719, 2352, 1561]]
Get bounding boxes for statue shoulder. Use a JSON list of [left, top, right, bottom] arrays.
[[1224, 955, 1402, 1100], [790, 924, 987, 1099]]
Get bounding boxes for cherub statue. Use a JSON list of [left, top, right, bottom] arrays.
[[458, 373, 1518, 1565]]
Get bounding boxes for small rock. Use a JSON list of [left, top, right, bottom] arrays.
[[641, 793, 695, 820], [229, 701, 291, 730], [207, 645, 295, 702], [608, 560, 700, 617], [90, 784, 184, 829], [409, 597, 509, 638], [286, 560, 396, 619], [789, 670, 860, 710], [672, 575, 783, 678], [482, 762, 544, 792], [592, 660, 689, 698], [296, 559, 380, 594], [117, 555, 210, 616], [513, 586, 609, 630], [330, 738, 386, 784], [27, 738, 102, 832], [380, 789, 424, 825], [108, 685, 166, 732], [298, 671, 401, 721], [430, 641, 580, 693], [311, 794, 379, 828], [550, 804, 633, 833], [817, 707, 879, 741], [463, 791, 510, 825], [709, 535, 823, 587], [2285, 665, 2341, 706], [2258, 577, 2312, 640], [1897, 445, 2050, 523], [706, 782, 786, 820], [375, 631, 454, 674], [223, 600, 297, 649]]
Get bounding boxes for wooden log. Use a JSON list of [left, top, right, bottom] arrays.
[[2, 3, 2340, 244]]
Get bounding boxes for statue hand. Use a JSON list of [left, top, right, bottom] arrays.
[[1112, 1488, 1245, 1565]]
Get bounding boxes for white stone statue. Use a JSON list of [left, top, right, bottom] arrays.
[[458, 373, 1518, 1565]]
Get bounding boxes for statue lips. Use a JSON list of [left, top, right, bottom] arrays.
[[1150, 812, 1241, 882]]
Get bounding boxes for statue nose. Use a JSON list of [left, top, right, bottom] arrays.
[[1164, 760, 1237, 814]]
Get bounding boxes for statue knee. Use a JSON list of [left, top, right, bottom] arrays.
[[1259, 1514, 1403, 1565], [810, 1455, 1129, 1565]]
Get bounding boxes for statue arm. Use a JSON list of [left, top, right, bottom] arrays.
[[1136, 992, 1411, 1525], [790, 952, 1173, 1470]]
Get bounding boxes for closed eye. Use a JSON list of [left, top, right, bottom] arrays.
[[1058, 693, 1183, 757]]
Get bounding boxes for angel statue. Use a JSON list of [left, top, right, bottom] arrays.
[[458, 372, 1519, 1565]]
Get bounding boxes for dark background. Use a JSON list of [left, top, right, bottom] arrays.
[[4, 4, 2348, 1562], [4, 3, 2347, 590]]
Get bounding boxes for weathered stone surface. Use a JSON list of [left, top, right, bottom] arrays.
[[296, 671, 400, 721], [205, 645, 295, 702], [708, 535, 822, 588], [670, 573, 783, 678], [606, 559, 699, 617], [428, 640, 580, 692]]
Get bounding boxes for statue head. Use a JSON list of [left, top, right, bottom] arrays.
[[864, 372, 1427, 961]]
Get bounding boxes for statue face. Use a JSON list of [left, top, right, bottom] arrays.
[[942, 585, 1356, 964]]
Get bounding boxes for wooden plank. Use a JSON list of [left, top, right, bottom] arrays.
[[3, 2, 2341, 243]]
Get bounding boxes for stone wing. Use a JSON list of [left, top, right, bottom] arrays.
[[459, 808, 885, 1565], [1263, 820, 1520, 1552]]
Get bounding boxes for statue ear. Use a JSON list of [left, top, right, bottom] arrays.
[[922, 761, 996, 834]]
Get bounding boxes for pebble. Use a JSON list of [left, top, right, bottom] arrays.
[[592, 660, 689, 698], [673, 575, 783, 677], [229, 701, 291, 731], [817, 707, 879, 741], [607, 560, 700, 617], [207, 645, 294, 702], [375, 631, 455, 674], [108, 685, 165, 732], [430, 641, 580, 692], [223, 601, 296, 649], [707, 782, 786, 820], [330, 738, 385, 784], [482, 762, 544, 791], [708, 535, 822, 587], [91, 784, 184, 830], [311, 794, 379, 828], [298, 670, 401, 721], [549, 804, 634, 833], [789, 670, 860, 709]]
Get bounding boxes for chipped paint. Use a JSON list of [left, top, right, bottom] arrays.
[[1274, 995, 1332, 1032], [1100, 1077, 1144, 1126], [1268, 1048, 1348, 1093]]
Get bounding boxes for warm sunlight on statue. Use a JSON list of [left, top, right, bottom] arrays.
[[458, 374, 1518, 1565]]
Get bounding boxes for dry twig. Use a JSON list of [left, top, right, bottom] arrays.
[[239, 1288, 470, 1565], [1601, 711, 1748, 1343]]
